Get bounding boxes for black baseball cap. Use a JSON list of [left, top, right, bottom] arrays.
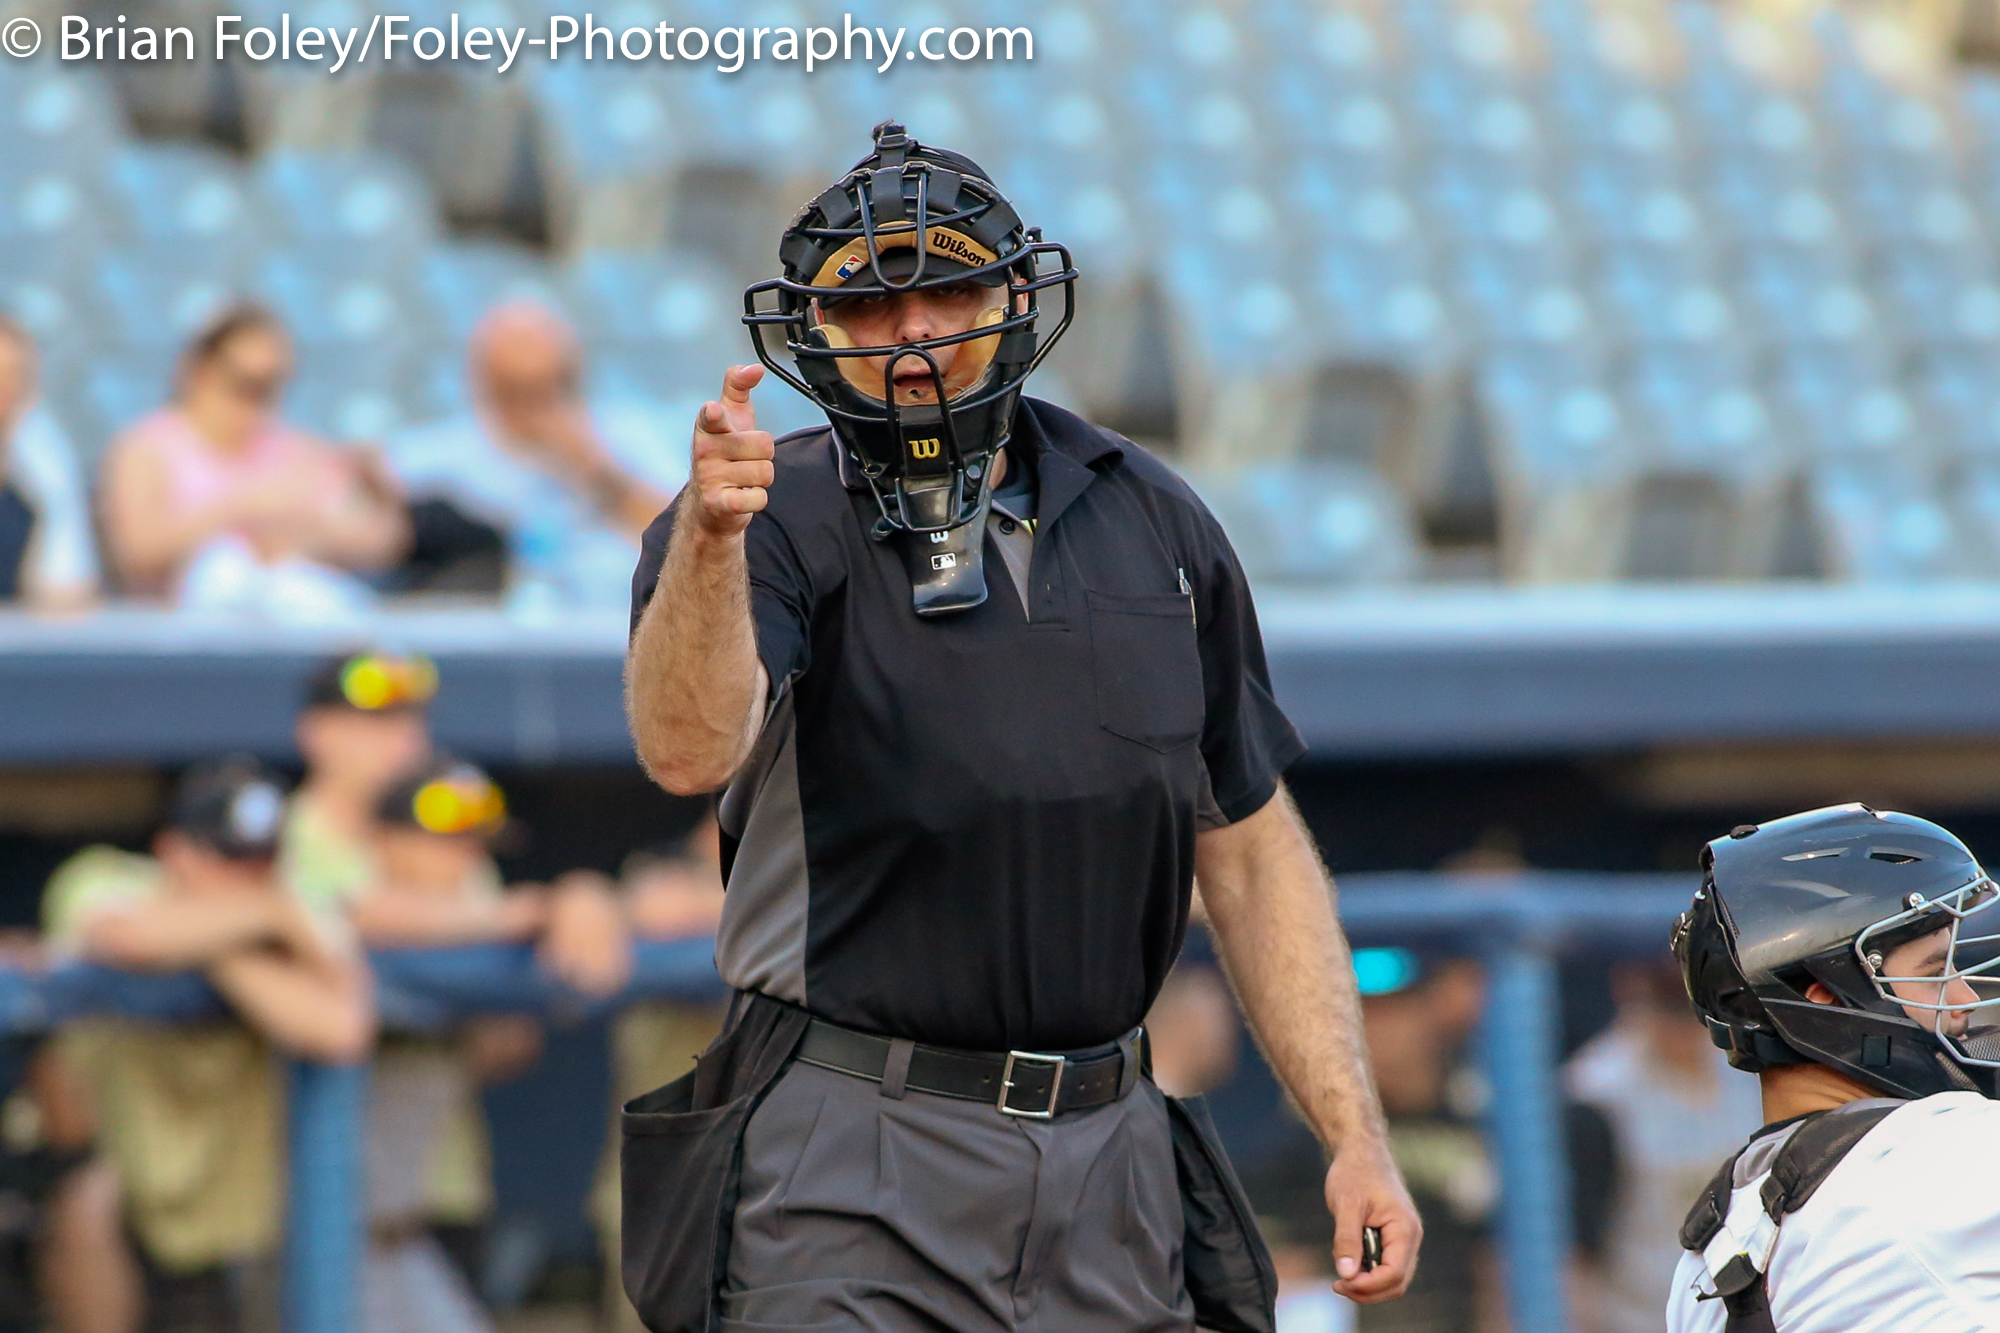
[[376, 758, 507, 838], [169, 758, 289, 861], [302, 652, 439, 714]]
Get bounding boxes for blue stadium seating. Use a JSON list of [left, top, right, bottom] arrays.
[[9, 1, 2000, 587]]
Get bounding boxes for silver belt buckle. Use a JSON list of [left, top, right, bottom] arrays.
[[997, 1050, 1065, 1118]]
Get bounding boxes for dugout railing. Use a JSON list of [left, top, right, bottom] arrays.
[[9, 874, 1701, 1333]]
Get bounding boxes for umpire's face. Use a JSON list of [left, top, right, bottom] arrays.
[[815, 281, 1012, 407]]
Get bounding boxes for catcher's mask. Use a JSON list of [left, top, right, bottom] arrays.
[[1675, 804, 2000, 1100], [744, 121, 1078, 616]]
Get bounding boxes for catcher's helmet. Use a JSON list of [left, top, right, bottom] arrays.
[[743, 122, 1077, 616], [1674, 803, 2000, 1100]]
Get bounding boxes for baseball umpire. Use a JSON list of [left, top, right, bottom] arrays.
[[1669, 803, 2000, 1331], [622, 122, 1420, 1332]]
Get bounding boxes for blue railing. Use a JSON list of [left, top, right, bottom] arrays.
[[13, 876, 1700, 1333]]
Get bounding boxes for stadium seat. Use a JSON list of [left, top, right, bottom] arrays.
[[1564, 159, 1713, 257], [103, 143, 265, 246], [532, 65, 681, 251], [561, 251, 735, 395], [1620, 349, 1790, 577], [1874, 253, 2000, 350], [285, 354, 425, 443], [1911, 347, 2000, 461], [94, 245, 245, 353], [1320, 270, 1464, 364], [1544, 72, 1691, 163], [255, 151, 444, 256], [1181, 459, 1421, 586], [1947, 457, 2000, 576], [1477, 374, 1640, 582], [1736, 246, 1884, 348], [254, 252, 438, 358], [0, 241, 100, 370], [230, 0, 379, 153], [1806, 457, 1974, 582], [0, 165, 109, 256], [1423, 166, 1575, 275], [73, 350, 177, 463], [1844, 171, 1987, 260], [1414, 86, 1550, 169], [0, 65, 126, 167], [1164, 249, 1330, 467], [1597, 270, 1752, 351], [415, 243, 567, 345], [1688, 88, 1828, 168], [1702, 165, 1850, 251], [1782, 377, 1934, 465]]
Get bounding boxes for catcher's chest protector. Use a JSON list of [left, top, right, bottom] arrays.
[[1678, 1099, 1901, 1333]]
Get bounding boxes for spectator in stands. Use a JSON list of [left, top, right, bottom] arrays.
[[593, 816, 726, 1333], [387, 302, 681, 606], [98, 303, 408, 616], [41, 758, 373, 1333], [1564, 958, 1764, 1333], [0, 317, 100, 610]]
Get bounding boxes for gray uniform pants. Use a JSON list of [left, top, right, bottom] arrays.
[[722, 1058, 1197, 1332]]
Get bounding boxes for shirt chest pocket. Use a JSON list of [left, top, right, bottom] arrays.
[[1086, 589, 1203, 753]]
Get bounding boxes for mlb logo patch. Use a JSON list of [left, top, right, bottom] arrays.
[[835, 254, 867, 281]]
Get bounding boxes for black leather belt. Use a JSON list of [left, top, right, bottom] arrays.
[[796, 1018, 1135, 1118]]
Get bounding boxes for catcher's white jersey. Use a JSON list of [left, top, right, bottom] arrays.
[[1666, 1092, 2000, 1333]]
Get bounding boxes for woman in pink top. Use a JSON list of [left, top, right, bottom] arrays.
[[100, 304, 409, 602]]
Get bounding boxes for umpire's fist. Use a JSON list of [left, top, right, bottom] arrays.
[[690, 365, 774, 538]]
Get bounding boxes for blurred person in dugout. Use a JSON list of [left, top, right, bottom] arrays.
[[97, 303, 408, 617], [591, 815, 726, 1333], [278, 652, 627, 1263], [1353, 950, 1497, 1333], [281, 651, 438, 917], [37, 759, 373, 1333], [353, 758, 628, 1333], [1563, 958, 1762, 1333], [0, 316, 99, 609], [385, 302, 682, 606]]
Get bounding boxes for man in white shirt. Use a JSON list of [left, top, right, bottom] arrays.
[[1567, 961, 1764, 1333], [389, 302, 686, 606], [1666, 804, 2000, 1333], [0, 318, 99, 608]]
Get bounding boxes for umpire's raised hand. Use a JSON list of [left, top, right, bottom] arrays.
[[690, 364, 775, 536], [627, 363, 775, 794]]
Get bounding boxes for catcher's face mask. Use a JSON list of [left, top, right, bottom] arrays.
[[744, 121, 1076, 616], [1855, 873, 2000, 1063]]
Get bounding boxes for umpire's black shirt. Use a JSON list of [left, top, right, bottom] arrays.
[[632, 398, 1303, 1053]]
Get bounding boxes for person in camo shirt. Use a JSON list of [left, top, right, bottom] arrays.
[[43, 759, 372, 1333]]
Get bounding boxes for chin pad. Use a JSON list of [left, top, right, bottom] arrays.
[[895, 476, 991, 616]]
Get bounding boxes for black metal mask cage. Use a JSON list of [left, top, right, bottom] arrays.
[[741, 123, 1078, 537]]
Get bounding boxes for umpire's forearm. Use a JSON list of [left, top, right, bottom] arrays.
[[1196, 783, 1388, 1154], [625, 492, 764, 795]]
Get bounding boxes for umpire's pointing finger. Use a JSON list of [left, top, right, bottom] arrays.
[[700, 364, 764, 436]]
